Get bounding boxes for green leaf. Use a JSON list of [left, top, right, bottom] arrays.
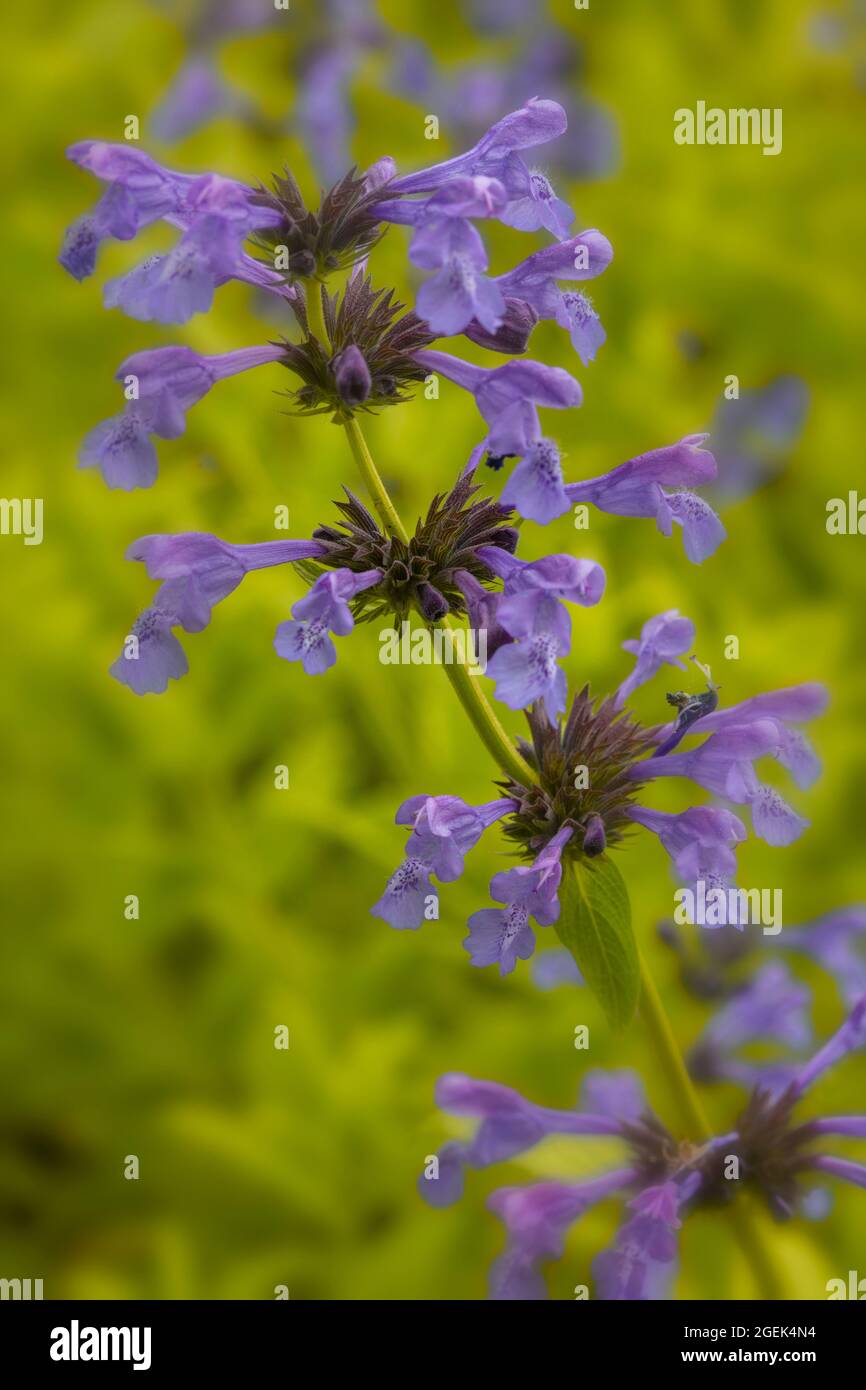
[[554, 857, 638, 1032]]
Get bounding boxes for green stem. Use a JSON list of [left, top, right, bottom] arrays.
[[337, 410, 786, 1301]]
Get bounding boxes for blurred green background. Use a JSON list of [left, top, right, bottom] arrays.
[[1, 0, 865, 1300]]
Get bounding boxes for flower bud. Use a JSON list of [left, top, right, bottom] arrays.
[[582, 813, 607, 858], [289, 249, 317, 277], [333, 344, 372, 407], [417, 581, 449, 621], [463, 297, 538, 355]]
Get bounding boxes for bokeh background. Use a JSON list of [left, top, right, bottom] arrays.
[[1, 0, 865, 1300]]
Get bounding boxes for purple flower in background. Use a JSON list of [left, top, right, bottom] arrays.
[[688, 963, 813, 1092], [371, 794, 515, 929], [274, 567, 382, 675], [565, 435, 725, 562], [79, 345, 285, 490], [149, 56, 242, 142], [777, 908, 866, 1007], [419, 1066, 708, 1300], [704, 375, 810, 503], [465, 825, 573, 973], [420, 1002, 866, 1297], [111, 532, 324, 694]]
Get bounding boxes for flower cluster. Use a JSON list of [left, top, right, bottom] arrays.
[[372, 606, 825, 975], [421, 999, 866, 1299], [61, 99, 723, 563]]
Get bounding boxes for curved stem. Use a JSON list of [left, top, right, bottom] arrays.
[[337, 411, 786, 1301]]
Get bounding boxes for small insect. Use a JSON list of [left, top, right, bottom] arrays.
[[655, 657, 720, 756], [485, 452, 515, 472]]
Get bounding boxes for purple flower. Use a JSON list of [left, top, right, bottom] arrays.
[[274, 567, 382, 676], [102, 216, 242, 325], [704, 374, 809, 503], [399, 794, 516, 881], [111, 532, 323, 694], [495, 230, 614, 317], [415, 349, 581, 458], [777, 908, 866, 1007], [478, 554, 604, 719], [464, 825, 572, 974], [388, 98, 569, 196], [419, 1065, 714, 1300], [592, 1175, 700, 1301], [614, 609, 696, 708], [413, 228, 506, 337], [60, 142, 277, 288], [555, 291, 606, 365], [639, 680, 827, 846], [79, 345, 284, 490], [497, 163, 574, 239], [565, 435, 725, 562], [682, 683, 828, 790], [488, 1172, 635, 1300], [630, 805, 748, 888], [371, 795, 515, 929]]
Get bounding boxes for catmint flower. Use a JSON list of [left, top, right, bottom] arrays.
[[555, 291, 606, 366], [79, 345, 285, 490], [630, 805, 747, 890], [474, 551, 605, 721], [112, 533, 324, 694], [414, 350, 582, 458], [371, 796, 516, 930], [679, 682, 828, 789], [274, 567, 382, 675], [465, 825, 573, 973], [565, 435, 725, 562], [614, 609, 696, 708], [494, 230, 614, 318], [498, 166, 574, 238], [639, 679, 827, 847], [387, 98, 569, 196], [61, 142, 280, 298]]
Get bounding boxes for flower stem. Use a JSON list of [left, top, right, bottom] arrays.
[[338, 412, 787, 1301], [341, 414, 535, 784]]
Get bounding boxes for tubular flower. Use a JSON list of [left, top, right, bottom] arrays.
[[111, 533, 325, 695]]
